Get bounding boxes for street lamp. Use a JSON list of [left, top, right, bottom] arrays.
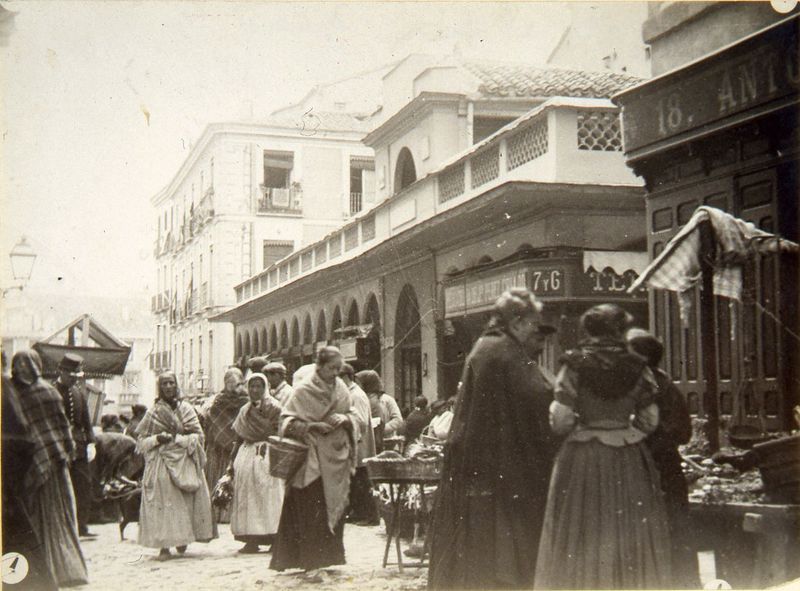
[[3, 236, 37, 296], [10, 236, 37, 283]]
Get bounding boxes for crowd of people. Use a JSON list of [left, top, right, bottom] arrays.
[[2, 286, 696, 590]]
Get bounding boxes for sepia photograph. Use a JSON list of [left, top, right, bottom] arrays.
[[1, 1, 799, 590]]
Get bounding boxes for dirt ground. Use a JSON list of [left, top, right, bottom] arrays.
[[80, 522, 428, 590]]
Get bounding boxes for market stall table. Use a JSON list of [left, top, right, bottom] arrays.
[[364, 454, 442, 572]]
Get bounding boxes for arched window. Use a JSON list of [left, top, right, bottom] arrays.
[[394, 147, 417, 193], [365, 293, 381, 328]]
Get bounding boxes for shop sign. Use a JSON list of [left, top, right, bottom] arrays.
[[445, 268, 527, 317], [529, 268, 565, 295], [584, 268, 640, 293], [618, 17, 799, 154]]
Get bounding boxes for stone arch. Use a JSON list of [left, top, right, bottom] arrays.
[[291, 316, 301, 347], [364, 293, 381, 328], [243, 331, 251, 357], [316, 310, 327, 343], [269, 324, 278, 353], [330, 305, 343, 340], [394, 147, 417, 193], [302, 313, 314, 345], [259, 326, 267, 354], [346, 299, 360, 327], [280, 320, 289, 350]]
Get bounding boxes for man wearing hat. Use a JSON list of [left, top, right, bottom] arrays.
[[263, 361, 293, 407], [53, 353, 97, 538]]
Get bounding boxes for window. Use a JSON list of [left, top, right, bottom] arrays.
[[349, 157, 375, 215], [263, 151, 294, 189], [263, 240, 294, 269], [198, 336, 203, 370]]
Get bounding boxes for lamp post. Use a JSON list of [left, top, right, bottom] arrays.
[[2, 236, 37, 297]]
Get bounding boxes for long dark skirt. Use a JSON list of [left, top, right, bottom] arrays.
[[428, 481, 546, 589], [535, 438, 672, 590], [269, 478, 346, 572], [205, 443, 232, 523]]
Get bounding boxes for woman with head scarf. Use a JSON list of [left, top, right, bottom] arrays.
[[199, 366, 248, 522], [269, 347, 361, 580], [228, 373, 285, 554], [534, 304, 671, 589], [428, 288, 557, 590], [10, 349, 88, 587], [135, 371, 217, 560]]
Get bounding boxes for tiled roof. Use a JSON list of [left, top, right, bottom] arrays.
[[461, 60, 642, 99]]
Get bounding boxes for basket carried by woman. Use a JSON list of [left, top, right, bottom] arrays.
[[268, 436, 308, 480]]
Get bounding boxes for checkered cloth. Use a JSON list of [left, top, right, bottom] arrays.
[[629, 207, 798, 322]]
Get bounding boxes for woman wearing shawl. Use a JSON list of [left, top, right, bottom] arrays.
[[270, 347, 360, 579], [10, 350, 88, 587], [200, 367, 248, 522], [136, 371, 217, 560], [228, 373, 285, 554], [535, 304, 671, 589], [428, 289, 557, 590]]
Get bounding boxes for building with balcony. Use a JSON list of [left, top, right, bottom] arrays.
[[151, 113, 376, 395], [215, 58, 650, 410]]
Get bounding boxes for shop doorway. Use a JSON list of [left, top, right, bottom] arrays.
[[395, 284, 422, 411]]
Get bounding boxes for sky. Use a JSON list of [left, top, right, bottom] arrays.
[[0, 1, 572, 299]]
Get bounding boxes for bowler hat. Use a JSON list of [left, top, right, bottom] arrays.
[[58, 353, 85, 376]]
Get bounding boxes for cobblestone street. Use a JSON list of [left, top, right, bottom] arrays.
[[81, 522, 428, 590]]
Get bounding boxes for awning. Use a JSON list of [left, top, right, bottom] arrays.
[[629, 206, 798, 319], [33, 343, 131, 380], [582, 251, 649, 276]]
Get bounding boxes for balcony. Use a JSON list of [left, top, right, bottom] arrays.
[[235, 97, 641, 304], [258, 186, 302, 215]]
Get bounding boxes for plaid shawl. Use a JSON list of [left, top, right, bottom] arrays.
[[136, 399, 203, 441], [203, 389, 249, 450], [11, 351, 75, 496]]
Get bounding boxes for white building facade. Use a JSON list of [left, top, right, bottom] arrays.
[[151, 116, 375, 395]]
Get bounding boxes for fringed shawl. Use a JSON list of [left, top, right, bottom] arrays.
[[281, 372, 358, 532], [136, 399, 203, 441]]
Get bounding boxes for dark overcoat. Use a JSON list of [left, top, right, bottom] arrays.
[[428, 326, 557, 589]]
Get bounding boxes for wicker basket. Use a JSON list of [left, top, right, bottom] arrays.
[[364, 457, 442, 482], [267, 436, 308, 480]]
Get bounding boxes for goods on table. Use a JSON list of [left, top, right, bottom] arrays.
[[365, 450, 443, 482]]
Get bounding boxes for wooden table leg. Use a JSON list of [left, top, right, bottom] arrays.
[[382, 484, 395, 568], [394, 484, 404, 573]]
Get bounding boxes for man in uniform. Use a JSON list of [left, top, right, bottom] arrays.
[[53, 353, 97, 538], [263, 361, 293, 407]]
